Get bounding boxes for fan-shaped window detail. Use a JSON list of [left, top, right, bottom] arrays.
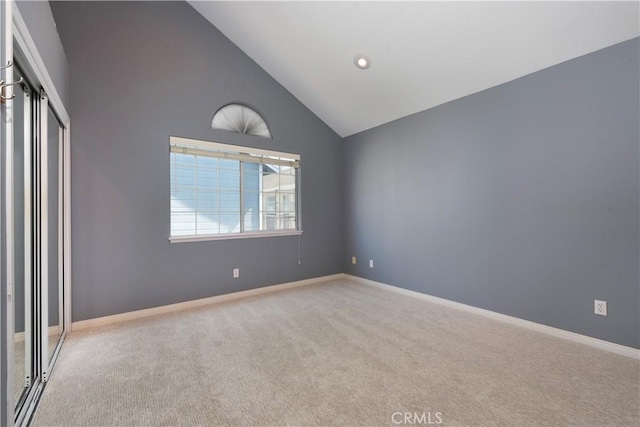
[[212, 104, 272, 139]]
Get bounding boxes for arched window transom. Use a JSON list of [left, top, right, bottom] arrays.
[[211, 104, 272, 139]]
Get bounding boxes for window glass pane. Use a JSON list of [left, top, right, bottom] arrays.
[[243, 161, 260, 232], [219, 179, 239, 189], [171, 199, 194, 213], [281, 192, 296, 212], [197, 156, 217, 170], [197, 176, 218, 188], [264, 194, 276, 212], [280, 165, 295, 176], [219, 213, 241, 233], [219, 158, 239, 171], [279, 212, 297, 230], [280, 173, 295, 189], [196, 198, 219, 211], [171, 212, 196, 236], [255, 163, 297, 231], [219, 192, 240, 211], [196, 212, 219, 235]]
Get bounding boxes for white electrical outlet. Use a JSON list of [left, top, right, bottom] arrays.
[[352, 256, 357, 265], [594, 300, 607, 316], [233, 268, 239, 278], [369, 259, 374, 268]]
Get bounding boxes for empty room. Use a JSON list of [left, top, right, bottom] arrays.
[[0, 1, 639, 426]]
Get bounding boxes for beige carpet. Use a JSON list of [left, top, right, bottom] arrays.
[[32, 278, 639, 426]]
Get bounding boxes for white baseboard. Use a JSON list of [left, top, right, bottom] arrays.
[[72, 274, 343, 332], [345, 274, 640, 360]]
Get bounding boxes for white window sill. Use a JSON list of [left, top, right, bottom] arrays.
[[169, 230, 303, 243]]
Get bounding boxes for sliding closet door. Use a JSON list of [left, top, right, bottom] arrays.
[[44, 102, 63, 367], [39, 92, 64, 382], [11, 65, 36, 413], [10, 64, 46, 427], [12, 82, 67, 425]]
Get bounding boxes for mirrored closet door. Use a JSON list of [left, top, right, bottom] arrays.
[[10, 59, 68, 426], [43, 96, 65, 373], [12, 62, 36, 416]]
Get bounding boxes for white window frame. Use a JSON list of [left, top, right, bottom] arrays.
[[169, 136, 302, 243]]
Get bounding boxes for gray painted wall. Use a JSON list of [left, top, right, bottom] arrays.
[[344, 38, 640, 349], [50, 1, 344, 322], [15, 0, 70, 110]]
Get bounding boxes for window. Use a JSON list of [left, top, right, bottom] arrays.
[[169, 136, 301, 242], [211, 104, 272, 139]]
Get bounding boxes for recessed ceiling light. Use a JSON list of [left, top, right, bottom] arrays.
[[354, 55, 370, 70]]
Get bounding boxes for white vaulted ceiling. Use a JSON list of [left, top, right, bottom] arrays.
[[189, 1, 640, 137]]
